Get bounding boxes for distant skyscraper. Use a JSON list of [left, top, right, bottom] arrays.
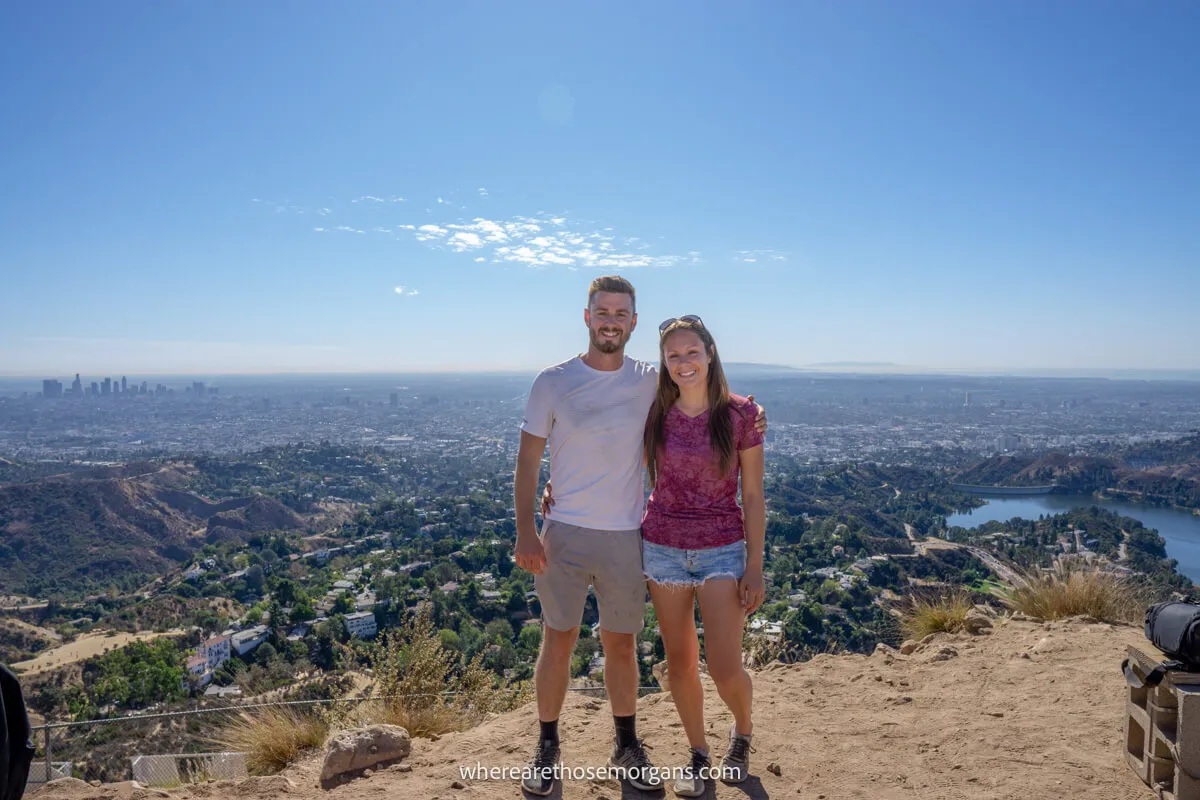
[[72, 373, 82, 396], [121, 376, 127, 393], [102, 378, 112, 396], [193, 381, 206, 396], [140, 381, 148, 394], [997, 433, 1021, 452], [90, 381, 99, 397], [42, 379, 63, 398]]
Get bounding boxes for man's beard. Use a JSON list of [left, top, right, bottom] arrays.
[[590, 329, 628, 354]]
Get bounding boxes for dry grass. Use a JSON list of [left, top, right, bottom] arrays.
[[216, 706, 328, 775], [902, 592, 974, 640], [356, 606, 531, 738], [1007, 565, 1141, 623]]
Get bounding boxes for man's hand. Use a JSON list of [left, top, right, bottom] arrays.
[[515, 531, 547, 575], [540, 481, 555, 518], [747, 393, 768, 435], [739, 568, 766, 616]]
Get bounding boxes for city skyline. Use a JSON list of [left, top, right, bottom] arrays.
[[3, 2, 1199, 375]]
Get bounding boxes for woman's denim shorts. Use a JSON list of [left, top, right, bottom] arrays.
[[642, 539, 746, 587]]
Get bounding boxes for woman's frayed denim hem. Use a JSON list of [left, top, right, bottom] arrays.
[[644, 572, 741, 590]]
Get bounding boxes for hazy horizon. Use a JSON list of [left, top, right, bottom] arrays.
[[7, 363, 1200, 391]]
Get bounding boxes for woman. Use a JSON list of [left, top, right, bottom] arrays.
[[641, 315, 765, 796]]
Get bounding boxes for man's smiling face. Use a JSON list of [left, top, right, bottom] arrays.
[[585, 290, 637, 354]]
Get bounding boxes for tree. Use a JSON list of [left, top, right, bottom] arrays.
[[290, 601, 316, 624], [274, 579, 300, 606], [256, 642, 278, 666], [439, 629, 462, 651], [518, 624, 542, 655], [332, 593, 355, 615], [309, 624, 341, 671], [485, 618, 515, 645]]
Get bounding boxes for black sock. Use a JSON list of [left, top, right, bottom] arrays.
[[614, 714, 637, 749], [540, 719, 559, 745]]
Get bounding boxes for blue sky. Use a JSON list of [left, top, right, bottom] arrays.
[[2, 1, 1198, 377]]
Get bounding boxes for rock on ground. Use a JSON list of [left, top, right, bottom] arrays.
[[319, 725, 411, 789]]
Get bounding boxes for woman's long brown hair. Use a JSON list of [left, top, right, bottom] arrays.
[[644, 319, 734, 488]]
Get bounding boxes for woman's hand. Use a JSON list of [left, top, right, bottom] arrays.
[[739, 567, 766, 615], [747, 394, 767, 435], [541, 481, 554, 517]]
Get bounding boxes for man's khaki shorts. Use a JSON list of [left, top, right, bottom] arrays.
[[534, 520, 646, 634]]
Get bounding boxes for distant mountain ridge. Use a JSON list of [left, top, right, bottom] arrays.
[[955, 433, 1200, 507]]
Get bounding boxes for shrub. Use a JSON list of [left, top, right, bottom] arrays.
[[358, 606, 529, 738], [1008, 565, 1140, 623], [901, 592, 973, 640], [216, 706, 327, 775]]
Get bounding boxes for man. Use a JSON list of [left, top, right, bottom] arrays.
[[513, 276, 764, 795]]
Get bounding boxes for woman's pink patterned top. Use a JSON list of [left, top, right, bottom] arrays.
[[641, 393, 763, 550]]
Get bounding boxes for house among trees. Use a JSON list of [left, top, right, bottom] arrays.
[[344, 610, 377, 638]]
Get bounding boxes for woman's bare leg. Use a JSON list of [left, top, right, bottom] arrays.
[[648, 580, 707, 751]]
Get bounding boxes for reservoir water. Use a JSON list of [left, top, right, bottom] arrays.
[[946, 494, 1200, 585]]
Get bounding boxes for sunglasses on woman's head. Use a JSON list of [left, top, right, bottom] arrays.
[[659, 314, 704, 333]]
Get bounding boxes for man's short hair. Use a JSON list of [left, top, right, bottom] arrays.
[[588, 275, 636, 313]]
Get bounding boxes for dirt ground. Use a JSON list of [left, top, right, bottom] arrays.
[[31, 617, 1157, 800]]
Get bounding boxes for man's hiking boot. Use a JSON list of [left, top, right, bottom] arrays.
[[673, 747, 711, 797], [608, 736, 663, 791], [522, 738, 560, 796], [719, 726, 754, 784]]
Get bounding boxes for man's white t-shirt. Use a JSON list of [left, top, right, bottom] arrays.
[[521, 355, 658, 531]]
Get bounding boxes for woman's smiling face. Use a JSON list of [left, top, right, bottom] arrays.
[[662, 329, 710, 391]]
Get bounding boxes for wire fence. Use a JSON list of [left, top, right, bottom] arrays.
[[29, 685, 663, 787]]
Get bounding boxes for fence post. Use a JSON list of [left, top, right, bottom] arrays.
[[44, 727, 52, 781]]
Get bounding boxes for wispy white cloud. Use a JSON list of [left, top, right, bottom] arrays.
[[451, 232, 483, 251], [394, 286, 420, 296], [394, 286, 407, 294], [298, 193, 697, 272], [396, 212, 693, 269], [734, 249, 788, 263], [407, 289, 419, 296], [352, 194, 406, 204], [252, 197, 304, 214]]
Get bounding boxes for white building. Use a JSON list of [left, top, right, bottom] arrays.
[[186, 654, 211, 688], [199, 634, 231, 670], [345, 611, 377, 639], [231, 625, 269, 656], [748, 618, 784, 641]]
